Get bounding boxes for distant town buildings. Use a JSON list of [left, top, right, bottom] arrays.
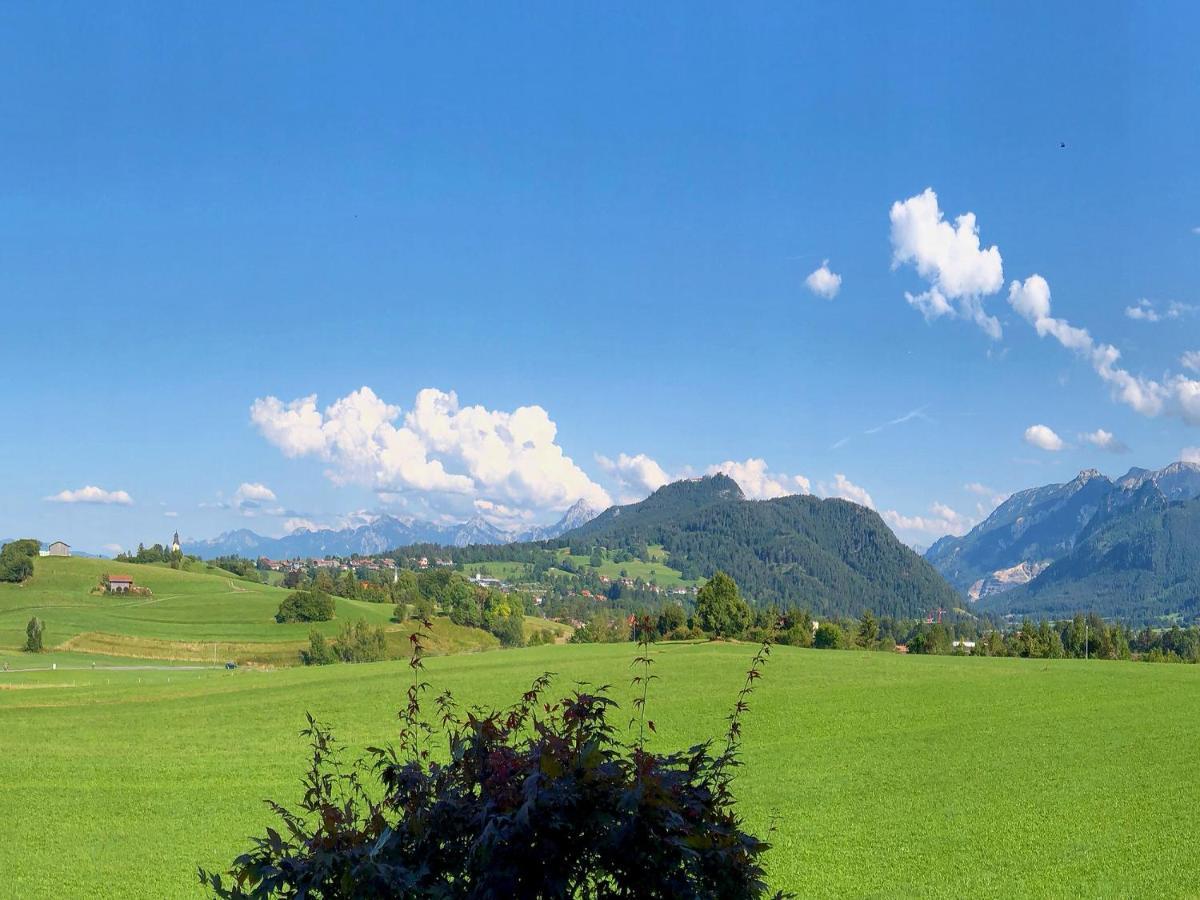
[[469, 573, 506, 590]]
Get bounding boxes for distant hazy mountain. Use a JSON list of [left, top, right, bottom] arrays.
[[563, 474, 958, 619], [926, 461, 1200, 610], [189, 501, 600, 560]]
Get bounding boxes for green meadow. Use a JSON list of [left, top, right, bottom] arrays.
[[0, 557, 501, 666], [3, 642, 1198, 898]]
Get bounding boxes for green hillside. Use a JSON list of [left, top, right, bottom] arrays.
[[0, 557, 497, 665], [566, 474, 959, 618], [2, 643, 1198, 897]]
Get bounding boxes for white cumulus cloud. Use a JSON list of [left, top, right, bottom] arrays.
[[228, 482, 283, 517], [596, 452, 671, 499], [1125, 299, 1159, 322], [805, 260, 842, 299], [46, 486, 133, 505], [1182, 447, 1200, 464], [890, 188, 1004, 339], [234, 482, 276, 504], [1024, 424, 1065, 452], [819, 473, 874, 509], [1181, 351, 1200, 372], [882, 502, 974, 538], [707, 458, 810, 500], [252, 386, 612, 517], [283, 517, 323, 534], [1080, 428, 1128, 453]]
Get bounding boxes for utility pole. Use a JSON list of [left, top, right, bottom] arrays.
[[1085, 617, 1089, 661]]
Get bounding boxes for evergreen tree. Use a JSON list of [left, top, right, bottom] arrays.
[[856, 610, 879, 648], [24, 617, 44, 653]]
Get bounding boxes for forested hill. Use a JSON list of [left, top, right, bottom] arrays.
[[563, 475, 958, 619]]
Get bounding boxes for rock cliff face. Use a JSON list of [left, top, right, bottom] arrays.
[[967, 560, 1051, 601]]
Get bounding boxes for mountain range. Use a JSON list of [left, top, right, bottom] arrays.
[[188, 500, 600, 559], [926, 461, 1200, 621], [187, 461, 1200, 625]]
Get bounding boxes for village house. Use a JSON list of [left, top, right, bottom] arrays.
[[107, 574, 135, 593], [46, 541, 70, 557]]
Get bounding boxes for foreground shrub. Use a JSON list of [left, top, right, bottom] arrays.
[[335, 619, 388, 663], [201, 616, 787, 899], [299, 630, 337, 666], [275, 590, 335, 623]]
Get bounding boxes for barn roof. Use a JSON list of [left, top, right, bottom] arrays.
[[107, 574, 134, 582]]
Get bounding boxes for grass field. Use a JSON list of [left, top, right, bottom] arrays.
[[3, 643, 1197, 897], [552, 545, 699, 588], [0, 558, 501, 665]]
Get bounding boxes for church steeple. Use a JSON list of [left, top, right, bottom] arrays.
[[171, 531, 181, 553]]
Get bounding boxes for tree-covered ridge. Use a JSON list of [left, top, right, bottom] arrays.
[[986, 492, 1200, 623], [565, 476, 958, 619]]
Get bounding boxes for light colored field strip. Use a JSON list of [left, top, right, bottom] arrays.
[[2, 663, 221, 674]]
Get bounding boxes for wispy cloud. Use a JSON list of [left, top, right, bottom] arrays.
[[864, 405, 932, 435], [1124, 299, 1195, 323], [1008, 275, 1200, 425], [964, 481, 1008, 507], [831, 404, 933, 450]]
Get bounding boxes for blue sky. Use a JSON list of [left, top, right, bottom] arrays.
[[1, 2, 1197, 554]]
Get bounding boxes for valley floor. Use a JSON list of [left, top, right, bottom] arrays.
[[2, 643, 1198, 898]]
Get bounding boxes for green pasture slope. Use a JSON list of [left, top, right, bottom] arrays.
[[0, 557, 498, 665], [462, 545, 698, 589], [2, 644, 1198, 898]]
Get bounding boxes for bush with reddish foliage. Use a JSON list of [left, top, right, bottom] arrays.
[[201, 616, 786, 899]]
